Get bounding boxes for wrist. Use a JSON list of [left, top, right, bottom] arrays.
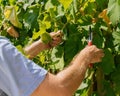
[[74, 52, 90, 67], [40, 39, 52, 49]]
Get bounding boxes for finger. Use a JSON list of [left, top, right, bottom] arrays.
[[91, 58, 102, 63], [50, 39, 61, 47], [96, 49, 104, 57], [52, 36, 62, 41], [49, 38, 61, 47], [50, 30, 63, 37]]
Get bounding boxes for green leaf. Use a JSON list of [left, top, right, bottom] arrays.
[[56, 4, 64, 18], [73, 0, 78, 13], [111, 65, 120, 94], [107, 0, 120, 25], [96, 0, 108, 9], [41, 32, 52, 44], [93, 33, 104, 48], [23, 4, 39, 31], [51, 47, 64, 70], [9, 0, 16, 5], [100, 48, 115, 75], [118, 0, 120, 5], [0, 7, 2, 21], [103, 81, 116, 96], [16, 45, 24, 54], [69, 0, 78, 21], [112, 31, 120, 46], [59, 0, 73, 10]]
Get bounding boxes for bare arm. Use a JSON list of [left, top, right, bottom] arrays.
[[31, 45, 104, 96], [24, 31, 62, 59]]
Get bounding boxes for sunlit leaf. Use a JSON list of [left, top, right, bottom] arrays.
[[32, 31, 41, 40], [59, 0, 73, 10], [112, 31, 120, 46], [51, 47, 64, 70], [45, 0, 54, 11], [16, 45, 24, 54], [56, 4, 64, 18], [107, 0, 120, 25], [4, 6, 22, 28], [9, 0, 16, 5]]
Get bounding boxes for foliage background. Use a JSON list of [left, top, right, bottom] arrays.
[[0, 0, 120, 96]]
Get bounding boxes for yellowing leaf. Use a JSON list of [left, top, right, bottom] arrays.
[[44, 21, 51, 29], [89, 0, 95, 3], [16, 45, 24, 54], [32, 31, 41, 40], [4, 10, 11, 19], [4, 6, 22, 28], [40, 23, 46, 34], [39, 54, 46, 64], [98, 9, 111, 25], [59, 0, 73, 10]]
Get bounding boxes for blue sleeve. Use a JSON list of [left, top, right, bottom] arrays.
[[0, 36, 47, 96]]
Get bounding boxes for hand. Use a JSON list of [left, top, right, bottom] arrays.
[[79, 45, 104, 64], [49, 30, 63, 47]]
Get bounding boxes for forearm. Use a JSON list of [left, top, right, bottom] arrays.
[[24, 39, 50, 59], [56, 52, 89, 95], [31, 46, 104, 96], [31, 53, 89, 96]]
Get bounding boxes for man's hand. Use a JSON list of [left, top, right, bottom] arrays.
[[78, 45, 104, 64], [48, 30, 63, 48]]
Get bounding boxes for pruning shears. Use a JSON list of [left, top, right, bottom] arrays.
[[88, 26, 93, 68], [88, 26, 93, 46]]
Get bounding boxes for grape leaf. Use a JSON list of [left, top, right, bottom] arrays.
[[4, 6, 22, 28], [41, 32, 52, 44], [96, 0, 108, 9], [0, 7, 2, 21], [9, 0, 16, 5], [103, 81, 116, 96], [100, 48, 115, 75], [107, 0, 120, 25], [23, 5, 39, 31], [111, 64, 120, 94], [93, 33, 104, 48], [51, 47, 64, 70], [112, 31, 120, 46]]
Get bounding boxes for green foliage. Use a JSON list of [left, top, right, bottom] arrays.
[[0, 0, 120, 95], [107, 0, 120, 25], [23, 6, 39, 30], [100, 48, 115, 75], [41, 32, 52, 44]]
